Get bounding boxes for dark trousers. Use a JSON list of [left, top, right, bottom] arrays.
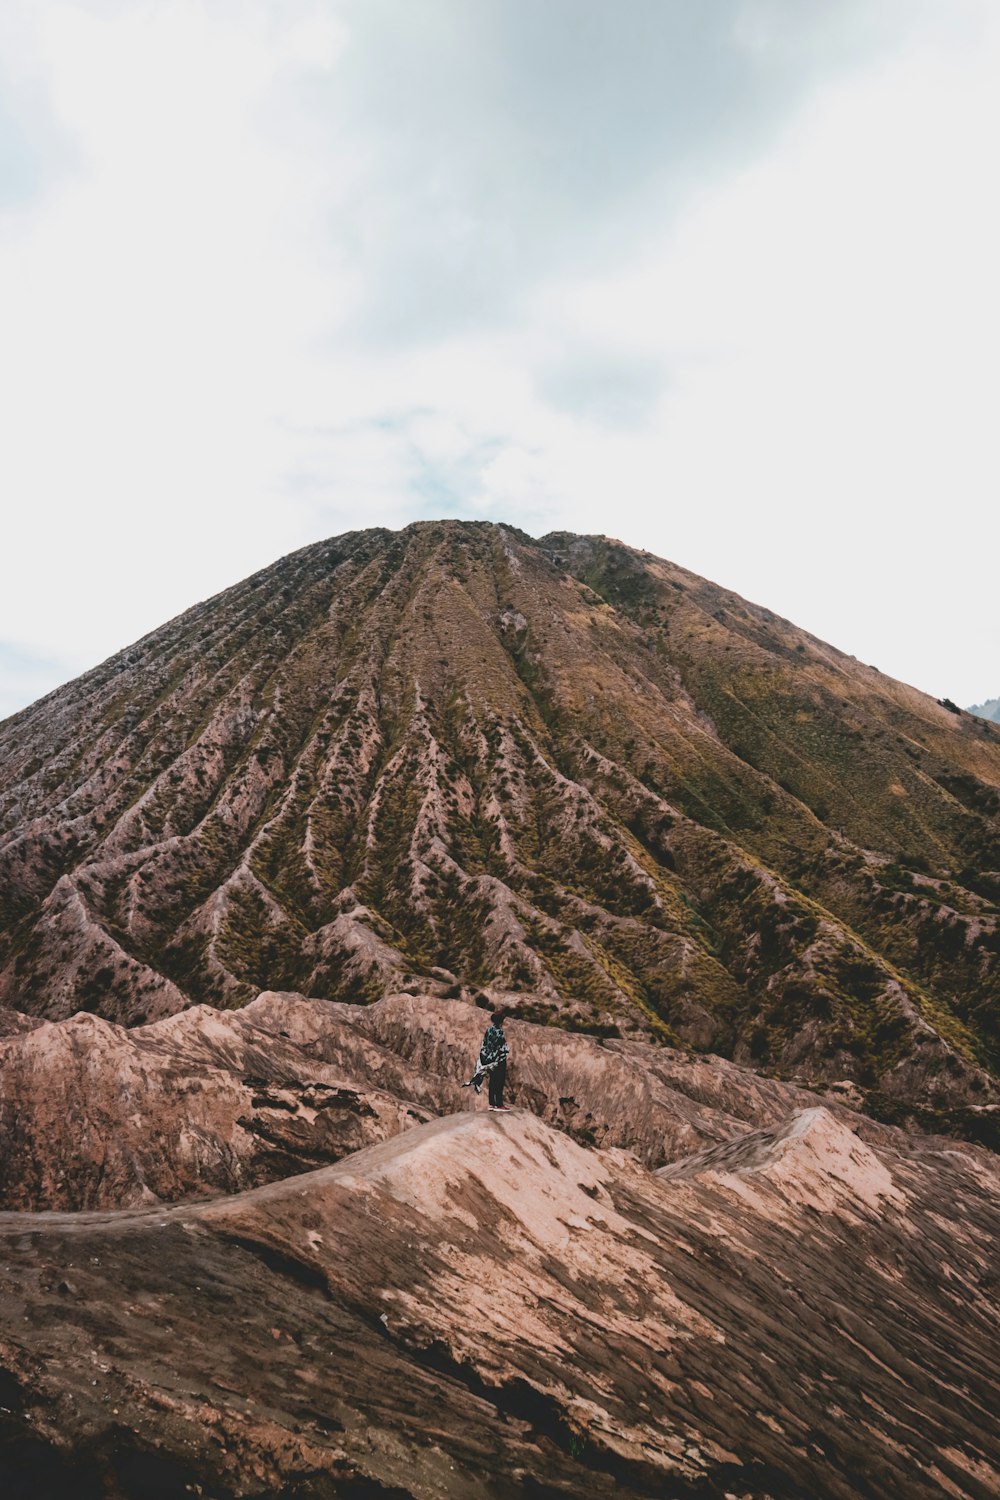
[[488, 1061, 507, 1108]]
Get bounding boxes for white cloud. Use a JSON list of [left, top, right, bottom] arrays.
[[0, 640, 80, 720], [0, 1, 354, 677], [0, 0, 997, 717], [524, 12, 1000, 701]]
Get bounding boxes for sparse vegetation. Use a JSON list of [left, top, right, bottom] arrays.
[[0, 520, 997, 1131]]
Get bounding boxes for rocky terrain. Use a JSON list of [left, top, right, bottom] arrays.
[[0, 991, 857, 1213], [1, 521, 999, 1142], [2, 522, 1000, 1496]]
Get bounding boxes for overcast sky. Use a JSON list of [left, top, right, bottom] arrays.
[[1, 0, 997, 720]]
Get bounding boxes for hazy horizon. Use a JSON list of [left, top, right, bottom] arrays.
[[1, 0, 998, 718]]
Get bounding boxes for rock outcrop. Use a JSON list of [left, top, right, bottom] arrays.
[[969, 696, 1000, 725], [0, 992, 447, 1210]]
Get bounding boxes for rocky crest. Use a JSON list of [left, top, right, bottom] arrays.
[[0, 991, 863, 1213], [969, 696, 1000, 725], [1, 521, 998, 1138]]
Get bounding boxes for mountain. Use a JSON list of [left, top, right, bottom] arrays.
[[3, 519, 1000, 1498], [969, 696, 1000, 724], [1, 520, 999, 1142]]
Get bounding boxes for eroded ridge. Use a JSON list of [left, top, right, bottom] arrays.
[[0, 1108, 997, 1499]]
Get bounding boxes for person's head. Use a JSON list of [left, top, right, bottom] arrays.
[[491, 1010, 505, 1027]]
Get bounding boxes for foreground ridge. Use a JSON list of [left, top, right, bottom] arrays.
[[1, 1103, 998, 1498]]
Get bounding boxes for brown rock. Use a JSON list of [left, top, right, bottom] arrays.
[[0, 993, 451, 1210]]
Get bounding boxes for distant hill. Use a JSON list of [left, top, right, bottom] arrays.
[[969, 696, 1000, 724]]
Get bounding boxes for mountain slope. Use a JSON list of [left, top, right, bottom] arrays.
[[1, 521, 999, 1136]]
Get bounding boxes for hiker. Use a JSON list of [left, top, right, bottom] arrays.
[[480, 1010, 510, 1111], [462, 1009, 511, 1109]]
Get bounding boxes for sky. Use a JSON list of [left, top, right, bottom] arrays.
[[1, 0, 998, 720]]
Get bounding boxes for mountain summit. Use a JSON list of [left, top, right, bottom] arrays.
[[2, 520, 999, 1137]]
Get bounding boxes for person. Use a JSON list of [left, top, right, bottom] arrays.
[[479, 1010, 510, 1111]]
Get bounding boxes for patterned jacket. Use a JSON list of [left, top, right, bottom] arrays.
[[478, 1022, 509, 1072]]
